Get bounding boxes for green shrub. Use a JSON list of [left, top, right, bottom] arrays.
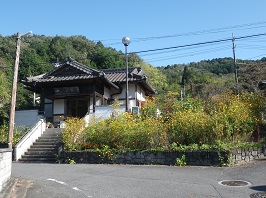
[[62, 117, 85, 151], [83, 113, 168, 151], [61, 92, 265, 152], [0, 124, 28, 145]]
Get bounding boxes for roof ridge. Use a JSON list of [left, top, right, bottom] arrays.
[[69, 59, 101, 75]]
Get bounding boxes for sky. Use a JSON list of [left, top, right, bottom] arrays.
[[1, 1, 266, 67]]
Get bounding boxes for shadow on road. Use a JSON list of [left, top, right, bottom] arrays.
[[250, 185, 266, 191]]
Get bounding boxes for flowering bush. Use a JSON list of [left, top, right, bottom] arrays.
[[83, 113, 168, 151], [209, 93, 259, 142], [168, 93, 263, 145], [62, 92, 265, 151], [62, 117, 85, 151]]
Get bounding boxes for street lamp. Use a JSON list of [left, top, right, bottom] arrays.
[[122, 36, 130, 112], [8, 31, 32, 149]]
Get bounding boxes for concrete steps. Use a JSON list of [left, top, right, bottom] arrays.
[[18, 128, 62, 163]]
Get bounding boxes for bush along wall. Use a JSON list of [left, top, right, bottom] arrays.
[[58, 144, 265, 166]]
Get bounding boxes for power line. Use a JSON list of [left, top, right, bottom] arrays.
[[133, 21, 266, 41], [7, 32, 266, 66], [105, 21, 266, 46], [147, 45, 230, 63], [132, 32, 266, 55]]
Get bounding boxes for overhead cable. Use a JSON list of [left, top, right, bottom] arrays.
[[132, 32, 266, 54]]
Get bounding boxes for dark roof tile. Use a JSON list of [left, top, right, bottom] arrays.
[[23, 58, 155, 94]]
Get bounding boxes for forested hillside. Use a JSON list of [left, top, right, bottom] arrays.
[[0, 34, 266, 124], [158, 57, 266, 97]]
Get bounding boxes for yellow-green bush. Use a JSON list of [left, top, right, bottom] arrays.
[[169, 109, 214, 145], [83, 113, 168, 151], [62, 92, 265, 151], [168, 92, 262, 145], [209, 93, 258, 142], [62, 117, 85, 151]]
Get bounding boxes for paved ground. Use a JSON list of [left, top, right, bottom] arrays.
[[1, 158, 266, 198]]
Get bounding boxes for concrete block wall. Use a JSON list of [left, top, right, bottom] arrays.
[[0, 149, 12, 192]]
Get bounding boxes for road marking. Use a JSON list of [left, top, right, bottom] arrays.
[[47, 178, 92, 197], [47, 178, 67, 185], [73, 187, 81, 191]]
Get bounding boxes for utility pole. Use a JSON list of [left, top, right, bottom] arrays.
[[232, 34, 239, 95], [8, 31, 32, 149]]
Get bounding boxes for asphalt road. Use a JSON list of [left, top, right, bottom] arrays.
[[1, 158, 266, 198]]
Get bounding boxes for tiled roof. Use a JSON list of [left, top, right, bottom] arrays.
[[26, 57, 102, 83], [23, 58, 155, 94], [29, 74, 95, 82], [101, 67, 144, 83]]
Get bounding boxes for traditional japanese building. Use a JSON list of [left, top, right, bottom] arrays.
[[22, 57, 155, 126]]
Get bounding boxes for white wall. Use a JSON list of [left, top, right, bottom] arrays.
[[104, 87, 111, 98], [119, 84, 135, 99], [89, 97, 93, 113], [53, 99, 65, 114], [94, 106, 125, 121], [108, 84, 146, 110], [0, 149, 12, 193], [136, 85, 146, 101], [15, 109, 41, 128]]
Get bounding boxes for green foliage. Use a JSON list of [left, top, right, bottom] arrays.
[[62, 117, 86, 151], [141, 63, 168, 93], [170, 141, 262, 152], [168, 93, 262, 145], [0, 124, 28, 145], [96, 145, 116, 161], [175, 154, 186, 166], [83, 112, 168, 151], [62, 111, 168, 152], [0, 70, 11, 124], [218, 151, 234, 166], [66, 158, 76, 164], [62, 92, 265, 153]]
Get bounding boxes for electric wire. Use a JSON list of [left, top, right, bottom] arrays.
[[147, 45, 231, 63], [104, 21, 266, 46], [4, 31, 266, 66], [132, 32, 266, 55]]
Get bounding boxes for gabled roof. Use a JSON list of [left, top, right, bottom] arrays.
[[24, 57, 119, 90], [23, 57, 156, 95], [25, 57, 103, 83], [102, 67, 155, 95], [102, 67, 144, 83]]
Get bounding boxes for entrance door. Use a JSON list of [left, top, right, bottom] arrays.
[[67, 99, 88, 118]]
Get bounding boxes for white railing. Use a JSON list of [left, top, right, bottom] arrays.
[[95, 106, 125, 120], [84, 112, 90, 127], [13, 117, 46, 161]]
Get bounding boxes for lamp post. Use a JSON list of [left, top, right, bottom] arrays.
[[8, 31, 32, 149], [122, 36, 130, 112]]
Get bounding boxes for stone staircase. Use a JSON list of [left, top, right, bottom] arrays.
[[18, 128, 62, 163]]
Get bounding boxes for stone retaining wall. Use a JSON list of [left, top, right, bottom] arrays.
[[230, 146, 265, 164], [0, 149, 12, 192], [59, 144, 265, 166]]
